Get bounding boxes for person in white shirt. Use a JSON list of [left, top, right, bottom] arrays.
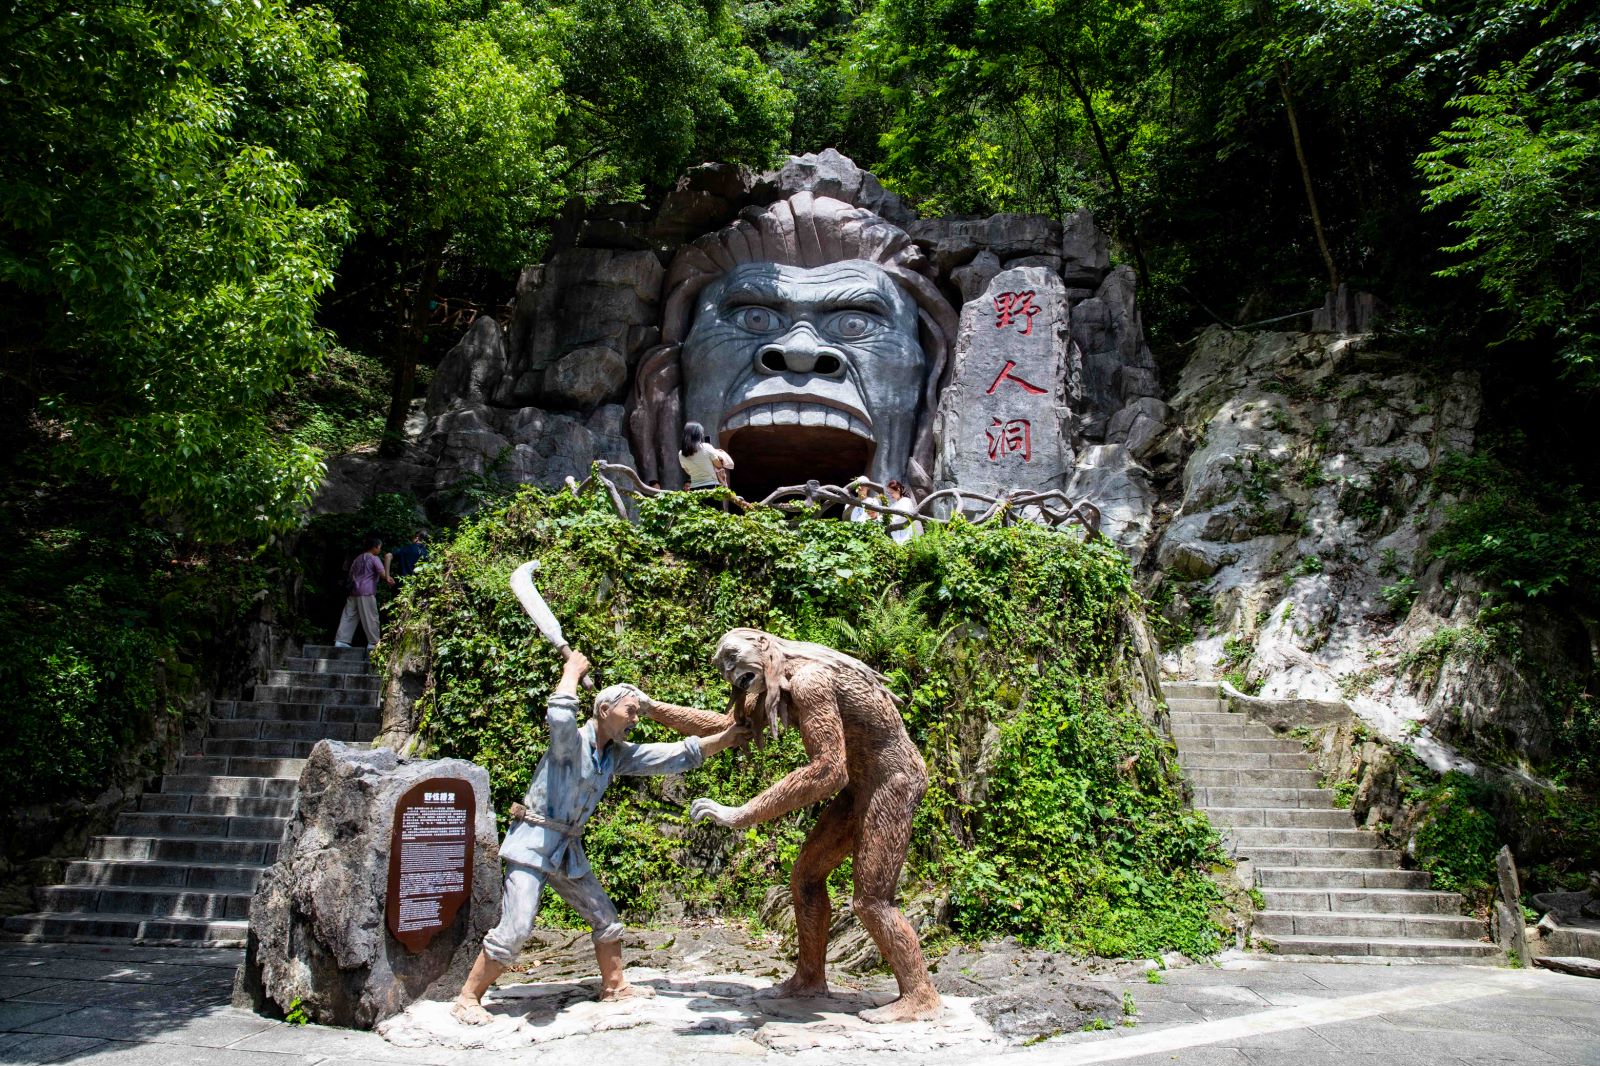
[[884, 480, 921, 545], [678, 421, 734, 490], [846, 482, 881, 523]]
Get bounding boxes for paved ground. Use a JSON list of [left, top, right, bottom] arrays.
[[0, 940, 1596, 1066]]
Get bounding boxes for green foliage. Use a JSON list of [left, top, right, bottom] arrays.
[[1419, 31, 1600, 384], [0, 476, 278, 803], [388, 488, 1227, 957], [1410, 771, 1498, 897], [271, 345, 393, 458], [285, 998, 311, 1026], [2, 0, 358, 540], [1429, 451, 1600, 601]]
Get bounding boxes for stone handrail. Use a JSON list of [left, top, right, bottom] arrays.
[[569, 462, 1103, 539]]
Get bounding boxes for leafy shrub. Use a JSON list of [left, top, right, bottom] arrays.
[[1411, 772, 1498, 898], [386, 488, 1228, 957]]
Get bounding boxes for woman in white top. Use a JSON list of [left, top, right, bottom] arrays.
[[846, 482, 881, 523], [884, 480, 921, 545], [678, 421, 734, 490]]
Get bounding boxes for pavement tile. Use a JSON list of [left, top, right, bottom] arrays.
[[18, 1006, 278, 1048], [0, 1002, 80, 1032], [12, 979, 231, 1013], [57, 1042, 304, 1066], [1082, 1048, 1254, 1066], [227, 1022, 460, 1063], [1310, 1019, 1562, 1061], [1383, 1004, 1594, 1039], [0, 1032, 108, 1064], [0, 979, 68, 1002], [0, 959, 191, 986], [1516, 1036, 1600, 1066], [1238, 1052, 1399, 1066]]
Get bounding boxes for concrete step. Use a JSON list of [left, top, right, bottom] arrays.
[[1176, 738, 1306, 754], [1167, 698, 1227, 714], [1203, 807, 1357, 829], [1172, 723, 1273, 740], [1240, 846, 1403, 869], [219, 700, 379, 724], [1254, 910, 1486, 939], [159, 775, 297, 798], [138, 791, 293, 818], [0, 911, 248, 946], [175, 755, 305, 779], [1186, 768, 1323, 788], [256, 672, 380, 697], [1195, 786, 1336, 809], [1162, 682, 1220, 700], [282, 656, 371, 675], [1255, 866, 1434, 889], [1263, 887, 1467, 915], [300, 643, 374, 663], [1257, 934, 1499, 960], [206, 717, 380, 743], [1225, 827, 1380, 848], [1180, 751, 1313, 770], [35, 885, 250, 921], [111, 812, 285, 841], [245, 684, 380, 707], [87, 835, 280, 865], [197, 737, 319, 759], [63, 860, 266, 893]]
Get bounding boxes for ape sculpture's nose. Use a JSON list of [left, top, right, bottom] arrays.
[[755, 324, 846, 378]]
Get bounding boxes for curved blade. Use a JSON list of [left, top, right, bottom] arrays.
[[510, 561, 565, 648]]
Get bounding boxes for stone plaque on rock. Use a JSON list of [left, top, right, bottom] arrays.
[[240, 743, 500, 1029], [386, 778, 475, 953], [933, 266, 1077, 500]]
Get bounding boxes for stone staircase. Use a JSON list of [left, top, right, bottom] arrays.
[[1165, 680, 1497, 961], [3, 644, 380, 946]]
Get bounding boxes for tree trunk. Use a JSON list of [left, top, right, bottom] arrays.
[[380, 230, 449, 455], [1276, 66, 1340, 292], [1062, 59, 1150, 285]]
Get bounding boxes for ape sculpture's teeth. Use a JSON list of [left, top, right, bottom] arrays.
[[724, 403, 872, 440]]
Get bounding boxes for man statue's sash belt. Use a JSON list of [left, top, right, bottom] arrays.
[[508, 802, 581, 836]]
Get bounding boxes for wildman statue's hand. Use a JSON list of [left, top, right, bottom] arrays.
[[689, 798, 743, 827]]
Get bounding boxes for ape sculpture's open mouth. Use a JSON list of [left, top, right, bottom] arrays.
[[720, 394, 875, 498]]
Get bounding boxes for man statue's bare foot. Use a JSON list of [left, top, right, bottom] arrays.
[[858, 987, 942, 1024], [450, 997, 495, 1026], [598, 982, 655, 1002], [757, 974, 831, 1000]]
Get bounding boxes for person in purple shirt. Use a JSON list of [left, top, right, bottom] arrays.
[[334, 534, 395, 647]]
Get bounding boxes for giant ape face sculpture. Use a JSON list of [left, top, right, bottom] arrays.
[[681, 261, 924, 495], [629, 193, 958, 498]]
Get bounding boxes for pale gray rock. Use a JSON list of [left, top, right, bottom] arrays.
[[934, 267, 1078, 499], [1060, 209, 1110, 286], [972, 988, 1121, 1040], [312, 448, 435, 515], [1003, 253, 1063, 273], [908, 217, 985, 273], [984, 214, 1061, 260], [426, 317, 507, 419], [544, 345, 628, 408], [757, 149, 915, 225], [240, 742, 499, 1029], [952, 249, 1002, 304], [1066, 444, 1157, 562]]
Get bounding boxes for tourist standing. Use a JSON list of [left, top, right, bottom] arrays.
[[334, 535, 394, 647], [677, 421, 734, 490], [884, 480, 921, 545], [385, 530, 429, 583], [847, 482, 881, 523]]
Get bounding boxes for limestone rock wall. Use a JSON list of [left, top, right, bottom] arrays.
[[314, 151, 1167, 552]]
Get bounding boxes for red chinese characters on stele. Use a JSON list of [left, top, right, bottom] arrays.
[[993, 291, 1040, 335], [986, 418, 1032, 462]]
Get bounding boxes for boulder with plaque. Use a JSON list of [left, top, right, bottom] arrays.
[[238, 741, 500, 1028]]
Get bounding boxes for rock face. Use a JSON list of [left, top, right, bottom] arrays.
[[1148, 328, 1501, 757], [934, 266, 1077, 499], [315, 152, 1161, 527], [240, 743, 500, 1029]]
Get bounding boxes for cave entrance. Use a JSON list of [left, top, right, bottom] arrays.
[[723, 425, 873, 502]]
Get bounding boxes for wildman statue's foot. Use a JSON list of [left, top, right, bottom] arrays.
[[757, 973, 832, 1000], [858, 987, 942, 1024]]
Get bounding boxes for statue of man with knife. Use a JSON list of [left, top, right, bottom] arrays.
[[451, 565, 748, 1025]]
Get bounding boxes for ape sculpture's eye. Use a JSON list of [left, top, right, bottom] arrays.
[[828, 311, 876, 340], [731, 306, 783, 334]]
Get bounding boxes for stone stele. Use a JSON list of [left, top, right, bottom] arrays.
[[933, 266, 1077, 500], [238, 742, 500, 1029]]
